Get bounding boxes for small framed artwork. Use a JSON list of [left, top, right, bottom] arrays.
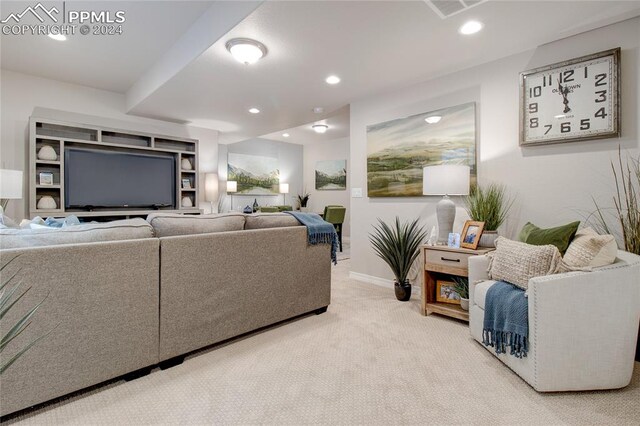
[[461, 220, 485, 250], [447, 233, 460, 248], [181, 178, 192, 189], [436, 280, 461, 305], [39, 172, 54, 186]]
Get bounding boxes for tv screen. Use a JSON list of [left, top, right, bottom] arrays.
[[65, 148, 176, 209]]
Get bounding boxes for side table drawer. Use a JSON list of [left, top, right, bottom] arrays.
[[425, 249, 471, 270]]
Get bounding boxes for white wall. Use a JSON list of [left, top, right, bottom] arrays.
[[218, 138, 303, 211], [350, 17, 640, 282], [0, 70, 219, 219], [303, 137, 350, 236]]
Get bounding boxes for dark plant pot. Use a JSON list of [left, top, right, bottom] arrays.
[[394, 280, 412, 301]]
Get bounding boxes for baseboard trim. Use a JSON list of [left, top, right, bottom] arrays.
[[349, 271, 421, 296]]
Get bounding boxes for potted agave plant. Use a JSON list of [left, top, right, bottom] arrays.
[[369, 217, 427, 301], [465, 183, 515, 247], [297, 192, 310, 212]]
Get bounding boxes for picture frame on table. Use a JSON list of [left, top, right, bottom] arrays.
[[447, 232, 460, 248], [436, 280, 461, 305], [461, 220, 485, 250]]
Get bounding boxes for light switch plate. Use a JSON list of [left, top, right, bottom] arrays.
[[351, 188, 363, 198]]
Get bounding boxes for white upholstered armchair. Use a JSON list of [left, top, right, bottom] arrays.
[[468, 250, 640, 392]]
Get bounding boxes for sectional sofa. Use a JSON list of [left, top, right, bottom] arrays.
[[0, 213, 332, 417]]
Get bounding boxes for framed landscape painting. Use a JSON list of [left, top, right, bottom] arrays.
[[315, 160, 347, 190], [366, 102, 476, 197], [227, 153, 279, 195]]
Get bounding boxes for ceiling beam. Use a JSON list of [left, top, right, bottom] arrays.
[[126, 0, 262, 112]]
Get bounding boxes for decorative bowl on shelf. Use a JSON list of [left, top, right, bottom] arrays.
[[37, 195, 57, 209], [181, 196, 193, 208], [37, 145, 58, 161], [181, 158, 192, 170]]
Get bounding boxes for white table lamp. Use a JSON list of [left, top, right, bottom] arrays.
[[205, 173, 219, 213], [0, 169, 23, 211], [279, 183, 289, 206], [227, 180, 237, 211], [423, 165, 470, 244]]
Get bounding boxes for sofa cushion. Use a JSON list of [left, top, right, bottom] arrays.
[[146, 212, 245, 237], [0, 218, 153, 249], [518, 221, 580, 255], [244, 213, 301, 230], [488, 237, 562, 290], [559, 227, 618, 272], [474, 280, 498, 310]]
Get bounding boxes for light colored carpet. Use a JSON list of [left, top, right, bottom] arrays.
[[6, 259, 639, 425]]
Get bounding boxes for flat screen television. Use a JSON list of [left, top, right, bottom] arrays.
[[65, 148, 176, 209]]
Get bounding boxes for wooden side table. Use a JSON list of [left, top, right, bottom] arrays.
[[421, 245, 494, 321]]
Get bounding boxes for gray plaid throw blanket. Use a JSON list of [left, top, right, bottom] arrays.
[[482, 281, 528, 358]]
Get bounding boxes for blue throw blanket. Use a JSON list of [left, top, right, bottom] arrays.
[[482, 281, 529, 358], [285, 211, 338, 265]]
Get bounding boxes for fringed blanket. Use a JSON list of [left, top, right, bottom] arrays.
[[285, 211, 338, 265], [482, 281, 529, 358]]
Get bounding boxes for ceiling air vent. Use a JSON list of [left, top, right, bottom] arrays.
[[425, 0, 488, 19]]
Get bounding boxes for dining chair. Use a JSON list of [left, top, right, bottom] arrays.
[[323, 205, 346, 252]]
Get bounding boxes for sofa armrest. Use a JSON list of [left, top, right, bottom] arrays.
[[527, 252, 640, 391], [468, 255, 490, 307]]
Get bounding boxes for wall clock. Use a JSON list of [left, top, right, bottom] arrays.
[[519, 47, 620, 146]]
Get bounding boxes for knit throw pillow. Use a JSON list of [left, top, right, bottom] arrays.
[[559, 227, 617, 272], [488, 237, 562, 290]]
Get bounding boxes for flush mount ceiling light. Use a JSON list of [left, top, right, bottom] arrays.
[[325, 75, 341, 85], [282, 133, 290, 137], [425, 116, 442, 124], [248, 108, 260, 114], [225, 38, 267, 65], [459, 20, 483, 35], [312, 124, 328, 134], [48, 33, 66, 41]]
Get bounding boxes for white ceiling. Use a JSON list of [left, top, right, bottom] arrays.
[[2, 1, 640, 144], [0, 1, 213, 92], [261, 106, 350, 145]]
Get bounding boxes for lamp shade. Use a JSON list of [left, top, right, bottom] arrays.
[[279, 183, 289, 194], [422, 165, 470, 196], [227, 180, 237, 193], [204, 173, 219, 202], [0, 169, 23, 199]]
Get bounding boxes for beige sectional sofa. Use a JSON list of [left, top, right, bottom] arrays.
[[0, 213, 331, 417]]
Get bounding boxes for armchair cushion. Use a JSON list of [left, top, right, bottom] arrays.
[[488, 237, 561, 290], [559, 227, 617, 272], [473, 280, 497, 309], [518, 221, 580, 255]]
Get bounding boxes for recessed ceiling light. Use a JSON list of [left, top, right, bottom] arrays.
[[325, 75, 341, 85], [459, 20, 483, 35], [312, 124, 328, 134], [48, 33, 66, 41], [313, 107, 324, 114], [425, 116, 442, 124], [249, 108, 260, 114], [282, 133, 290, 137], [225, 38, 267, 65]]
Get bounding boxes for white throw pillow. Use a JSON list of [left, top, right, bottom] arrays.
[[488, 237, 562, 290], [559, 227, 617, 272]]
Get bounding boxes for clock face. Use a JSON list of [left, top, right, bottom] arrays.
[[520, 48, 620, 146]]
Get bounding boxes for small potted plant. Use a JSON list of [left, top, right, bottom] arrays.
[[452, 277, 469, 311], [464, 183, 515, 247], [297, 192, 310, 212], [369, 217, 427, 301]]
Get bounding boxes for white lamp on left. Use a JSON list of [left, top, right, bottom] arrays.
[[423, 165, 470, 244], [205, 173, 219, 213], [279, 183, 289, 206], [227, 180, 238, 211], [0, 169, 23, 211]]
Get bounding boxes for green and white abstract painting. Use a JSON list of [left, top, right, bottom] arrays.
[[315, 160, 347, 190], [366, 102, 476, 197], [228, 153, 279, 195]]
